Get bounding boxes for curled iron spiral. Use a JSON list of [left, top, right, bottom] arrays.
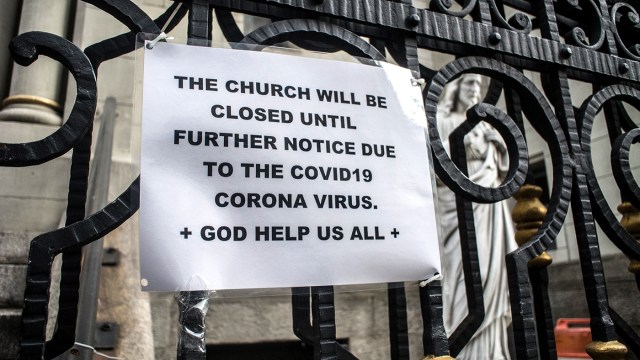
[[578, 84, 640, 259], [610, 2, 640, 60]]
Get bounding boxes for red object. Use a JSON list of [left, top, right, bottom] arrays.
[[554, 318, 592, 358]]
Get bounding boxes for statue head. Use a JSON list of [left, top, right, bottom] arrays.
[[440, 74, 483, 115]]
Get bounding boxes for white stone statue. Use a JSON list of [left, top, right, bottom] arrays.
[[436, 74, 516, 360]]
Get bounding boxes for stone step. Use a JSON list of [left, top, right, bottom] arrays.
[[0, 264, 26, 307], [0, 308, 21, 359], [0, 230, 42, 264]]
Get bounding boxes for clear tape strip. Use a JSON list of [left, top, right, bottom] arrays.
[[419, 273, 442, 287], [74, 342, 125, 360]]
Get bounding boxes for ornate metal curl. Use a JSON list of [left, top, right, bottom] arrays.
[[236, 19, 385, 62], [238, 18, 385, 359], [0, 32, 96, 167], [427, 0, 479, 19], [218, 8, 356, 53], [3, 0, 639, 359], [428, 56, 571, 235], [560, 0, 606, 50], [487, 0, 532, 33], [427, 56, 573, 359], [426, 59, 531, 204], [579, 84, 640, 259], [19, 178, 140, 359], [214, 8, 246, 43], [10, 1, 174, 357], [613, 128, 640, 209], [84, 0, 187, 69], [610, 2, 640, 61]]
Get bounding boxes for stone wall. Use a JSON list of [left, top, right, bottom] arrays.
[[548, 253, 639, 359], [150, 285, 428, 360]]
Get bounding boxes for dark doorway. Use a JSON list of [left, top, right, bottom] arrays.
[[207, 339, 350, 359], [207, 340, 351, 360], [528, 157, 550, 205]]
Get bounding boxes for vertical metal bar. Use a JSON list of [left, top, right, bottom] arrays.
[[506, 255, 538, 360], [177, 291, 210, 360], [188, 0, 211, 46], [178, 3, 212, 360], [311, 286, 338, 360], [504, 61, 558, 359], [387, 2, 417, 358], [71, 96, 117, 360], [292, 287, 313, 344], [448, 197, 485, 357], [46, 111, 96, 359], [445, 129, 485, 357], [610, 308, 640, 355], [528, 268, 556, 360], [388, 283, 409, 360], [535, 0, 619, 349], [420, 281, 451, 358]]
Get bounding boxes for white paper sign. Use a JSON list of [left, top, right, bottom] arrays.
[[139, 42, 440, 291]]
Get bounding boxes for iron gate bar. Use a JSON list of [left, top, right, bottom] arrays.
[[1, 29, 98, 360], [312, 286, 339, 360], [177, 3, 212, 359], [10, 1, 170, 357], [5, 0, 640, 358], [529, 2, 575, 357], [234, 9, 394, 358], [388, 283, 410, 360], [292, 287, 313, 345], [207, 0, 640, 82], [419, 282, 450, 358], [0, 32, 96, 167], [20, 178, 140, 359], [611, 307, 640, 355], [528, 267, 556, 360], [73, 96, 117, 360], [45, 1, 182, 356], [581, 86, 640, 259], [84, 1, 188, 69]]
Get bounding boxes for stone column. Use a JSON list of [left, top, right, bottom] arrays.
[[0, 0, 74, 125], [0, 1, 21, 102], [0, 2, 74, 358]]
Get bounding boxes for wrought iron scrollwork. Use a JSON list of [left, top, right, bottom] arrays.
[[2, 0, 639, 359], [426, 58, 536, 204], [613, 128, 640, 209], [579, 84, 640, 259], [84, 0, 187, 69], [559, 0, 606, 50], [7, 1, 168, 358], [425, 56, 574, 358], [237, 19, 385, 61], [487, 0, 532, 33], [20, 178, 140, 359], [0, 32, 96, 167], [428, 0, 479, 19], [610, 2, 640, 60]]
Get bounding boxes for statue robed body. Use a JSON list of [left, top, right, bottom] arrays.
[[436, 74, 516, 360]]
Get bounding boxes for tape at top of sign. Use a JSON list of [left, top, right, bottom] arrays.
[[138, 42, 440, 293]]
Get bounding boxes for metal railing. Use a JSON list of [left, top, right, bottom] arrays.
[[1, 0, 639, 359]]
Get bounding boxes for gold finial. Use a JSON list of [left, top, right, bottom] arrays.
[[617, 202, 640, 274], [512, 184, 552, 268], [585, 340, 628, 360]]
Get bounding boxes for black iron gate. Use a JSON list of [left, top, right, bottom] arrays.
[[4, 0, 640, 359]]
